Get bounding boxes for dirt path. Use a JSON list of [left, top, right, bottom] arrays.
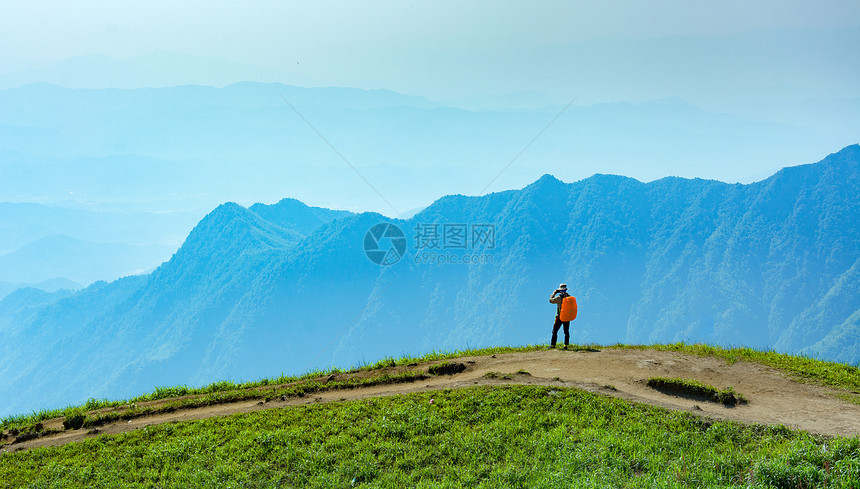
[[4, 348, 860, 453]]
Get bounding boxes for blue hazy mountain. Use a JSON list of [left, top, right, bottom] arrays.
[[0, 203, 200, 296], [0, 146, 858, 417], [0, 235, 174, 285], [0, 278, 80, 301], [0, 203, 198, 252]]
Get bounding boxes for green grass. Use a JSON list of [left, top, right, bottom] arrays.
[[646, 377, 748, 406], [2, 385, 858, 488]]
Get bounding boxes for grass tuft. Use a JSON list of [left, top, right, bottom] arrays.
[[62, 411, 86, 430], [428, 362, 466, 376], [647, 377, 748, 406]]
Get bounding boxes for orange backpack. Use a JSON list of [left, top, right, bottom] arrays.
[[559, 295, 578, 321]]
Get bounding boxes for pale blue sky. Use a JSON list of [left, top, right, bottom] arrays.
[[1, 1, 859, 214], [3, 0, 859, 104]]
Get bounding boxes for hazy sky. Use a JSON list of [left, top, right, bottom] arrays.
[[6, 1, 858, 61], [3, 0, 859, 103], [1, 1, 859, 215]]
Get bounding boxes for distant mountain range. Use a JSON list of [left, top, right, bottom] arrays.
[[0, 145, 857, 418], [0, 235, 173, 285], [0, 203, 201, 298], [0, 278, 80, 302], [2, 81, 856, 217]]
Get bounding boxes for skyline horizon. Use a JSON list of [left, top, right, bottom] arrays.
[[4, 143, 856, 217]]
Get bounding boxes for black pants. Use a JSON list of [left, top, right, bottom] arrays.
[[551, 315, 570, 347]]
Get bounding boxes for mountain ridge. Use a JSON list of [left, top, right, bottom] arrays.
[[0, 145, 857, 417]]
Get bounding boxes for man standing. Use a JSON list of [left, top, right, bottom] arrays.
[[549, 284, 577, 348]]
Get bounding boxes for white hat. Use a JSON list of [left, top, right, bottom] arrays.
[[558, 284, 567, 290]]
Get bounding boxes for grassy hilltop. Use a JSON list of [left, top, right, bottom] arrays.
[[2, 343, 860, 488]]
